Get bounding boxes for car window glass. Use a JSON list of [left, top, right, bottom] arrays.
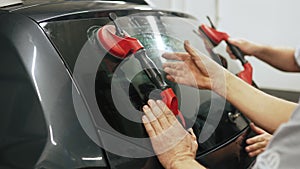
[[41, 12, 249, 168]]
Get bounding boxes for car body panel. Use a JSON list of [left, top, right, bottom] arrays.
[[0, 12, 107, 169]]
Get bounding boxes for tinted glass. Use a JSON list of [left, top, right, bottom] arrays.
[[41, 11, 250, 168]]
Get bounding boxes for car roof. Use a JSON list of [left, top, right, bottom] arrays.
[[1, 0, 150, 22]]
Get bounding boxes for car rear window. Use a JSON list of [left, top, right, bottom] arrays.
[[40, 11, 249, 168]]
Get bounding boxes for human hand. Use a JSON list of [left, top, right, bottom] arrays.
[[142, 99, 198, 169], [162, 40, 227, 95], [245, 123, 272, 157], [226, 38, 262, 59]]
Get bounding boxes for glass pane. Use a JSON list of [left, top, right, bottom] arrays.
[[41, 12, 250, 168]]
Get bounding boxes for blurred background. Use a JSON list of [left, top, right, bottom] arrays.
[[146, 0, 300, 101]]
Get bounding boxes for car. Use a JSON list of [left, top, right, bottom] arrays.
[[0, 0, 256, 168]]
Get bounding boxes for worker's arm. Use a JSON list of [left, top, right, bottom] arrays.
[[142, 100, 205, 169], [163, 41, 298, 133], [171, 159, 206, 169], [225, 71, 297, 133], [227, 38, 300, 72]]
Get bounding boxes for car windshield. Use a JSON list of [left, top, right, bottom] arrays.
[[41, 11, 249, 168]]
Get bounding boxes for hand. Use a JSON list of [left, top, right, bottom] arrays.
[[226, 38, 262, 59], [162, 40, 227, 95], [142, 99, 198, 169], [245, 123, 272, 157]]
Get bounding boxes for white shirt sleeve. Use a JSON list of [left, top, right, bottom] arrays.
[[294, 46, 300, 67], [252, 102, 300, 169]]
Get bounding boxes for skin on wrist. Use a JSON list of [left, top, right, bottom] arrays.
[[212, 68, 231, 98], [170, 159, 206, 169], [251, 43, 265, 57]]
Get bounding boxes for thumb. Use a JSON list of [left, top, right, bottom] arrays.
[[187, 128, 196, 139], [187, 128, 198, 153], [250, 123, 266, 135], [184, 40, 198, 60]]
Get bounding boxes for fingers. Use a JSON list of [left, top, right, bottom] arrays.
[[143, 99, 179, 135], [162, 52, 190, 61], [184, 40, 201, 61], [163, 62, 191, 84], [226, 38, 243, 59], [148, 100, 171, 129], [183, 40, 213, 74], [246, 141, 266, 157], [156, 100, 177, 124], [245, 139, 267, 152], [163, 65, 181, 78], [143, 105, 163, 134], [187, 128, 198, 153], [163, 62, 184, 71], [142, 101, 198, 158], [163, 63, 180, 81], [163, 63, 197, 87], [187, 128, 197, 141], [165, 74, 193, 88], [226, 46, 236, 59], [165, 74, 175, 82], [164, 40, 211, 66], [248, 148, 265, 157], [227, 38, 240, 46], [250, 122, 266, 135], [246, 134, 265, 144], [227, 38, 257, 57], [142, 115, 156, 137], [245, 132, 270, 157], [184, 40, 209, 63]]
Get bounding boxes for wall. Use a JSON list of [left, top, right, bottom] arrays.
[[147, 0, 300, 92], [146, 0, 216, 22], [218, 0, 300, 92]]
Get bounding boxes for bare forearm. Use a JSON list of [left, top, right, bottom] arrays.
[[253, 45, 300, 72], [163, 41, 299, 133], [171, 159, 206, 169], [218, 72, 298, 133]]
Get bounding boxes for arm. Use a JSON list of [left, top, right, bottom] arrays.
[[142, 100, 205, 169], [163, 41, 298, 133], [227, 38, 300, 72], [225, 69, 297, 133], [171, 159, 206, 169]]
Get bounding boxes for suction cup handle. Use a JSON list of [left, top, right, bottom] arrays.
[[108, 12, 125, 37], [206, 16, 216, 29], [135, 49, 168, 90], [226, 42, 247, 65]]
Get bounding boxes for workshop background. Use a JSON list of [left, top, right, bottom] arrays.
[[147, 0, 300, 102]]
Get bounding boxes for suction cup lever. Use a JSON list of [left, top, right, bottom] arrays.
[[108, 12, 125, 37], [206, 16, 216, 29], [198, 16, 253, 84], [226, 42, 247, 65]]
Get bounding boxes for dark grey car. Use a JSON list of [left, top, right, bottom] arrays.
[[0, 0, 255, 168]]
